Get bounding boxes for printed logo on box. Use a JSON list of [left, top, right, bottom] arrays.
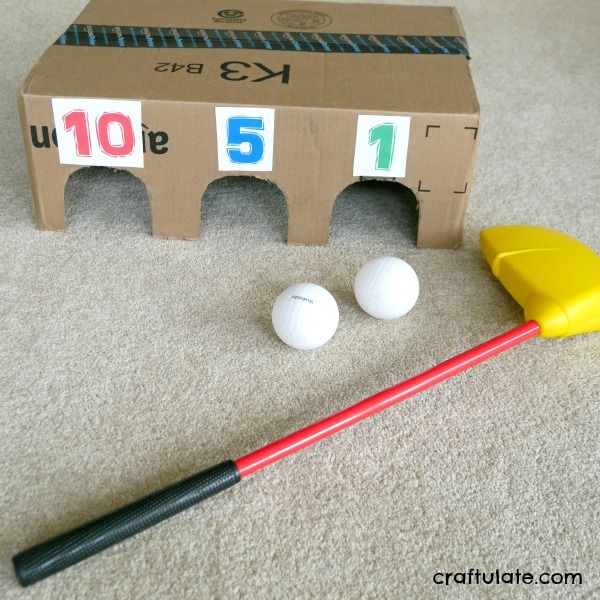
[[51, 98, 143, 168], [353, 115, 411, 178], [215, 107, 275, 172], [271, 10, 332, 29], [212, 9, 246, 23]]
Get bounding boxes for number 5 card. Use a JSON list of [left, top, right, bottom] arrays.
[[52, 98, 143, 168], [353, 115, 411, 178], [215, 107, 275, 172]]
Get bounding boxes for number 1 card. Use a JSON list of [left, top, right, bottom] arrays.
[[353, 115, 411, 178]]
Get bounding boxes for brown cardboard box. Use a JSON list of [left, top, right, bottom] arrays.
[[18, 0, 479, 248]]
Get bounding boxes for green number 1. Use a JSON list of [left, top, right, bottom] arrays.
[[368, 123, 396, 171]]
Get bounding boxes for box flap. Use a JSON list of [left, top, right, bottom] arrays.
[[22, 0, 478, 114]]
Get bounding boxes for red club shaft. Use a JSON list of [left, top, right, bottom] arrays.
[[12, 320, 542, 586], [235, 320, 541, 477]]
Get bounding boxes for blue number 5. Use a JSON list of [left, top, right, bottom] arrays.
[[226, 116, 265, 164]]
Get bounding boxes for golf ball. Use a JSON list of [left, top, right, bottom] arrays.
[[354, 256, 419, 319], [272, 283, 339, 350]]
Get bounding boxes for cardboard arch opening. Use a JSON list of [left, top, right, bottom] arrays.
[[329, 180, 419, 245], [64, 167, 152, 234], [200, 176, 288, 242]]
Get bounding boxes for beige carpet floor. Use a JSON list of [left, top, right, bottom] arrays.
[[1, 0, 599, 598]]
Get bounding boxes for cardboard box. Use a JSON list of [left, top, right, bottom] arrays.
[[18, 0, 479, 248]]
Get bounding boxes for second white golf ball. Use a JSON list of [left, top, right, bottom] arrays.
[[272, 283, 339, 350], [354, 256, 419, 319]]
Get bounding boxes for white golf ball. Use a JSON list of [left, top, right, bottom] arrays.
[[272, 283, 339, 350], [354, 257, 419, 319]]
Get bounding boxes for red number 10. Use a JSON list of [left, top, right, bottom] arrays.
[[63, 110, 135, 158]]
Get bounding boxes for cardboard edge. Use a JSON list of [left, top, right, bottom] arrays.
[[450, 6, 468, 40], [16, 88, 40, 228]]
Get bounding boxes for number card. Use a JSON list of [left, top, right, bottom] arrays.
[[52, 98, 143, 168], [215, 107, 275, 172], [352, 115, 411, 178]]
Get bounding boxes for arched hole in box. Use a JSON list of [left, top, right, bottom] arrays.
[[200, 176, 288, 243], [329, 180, 419, 246], [64, 167, 152, 235]]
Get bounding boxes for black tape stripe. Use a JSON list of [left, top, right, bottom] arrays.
[[55, 24, 470, 56]]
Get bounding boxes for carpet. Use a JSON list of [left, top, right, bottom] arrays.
[[1, 1, 598, 598]]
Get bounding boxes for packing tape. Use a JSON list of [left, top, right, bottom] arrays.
[[55, 24, 470, 56]]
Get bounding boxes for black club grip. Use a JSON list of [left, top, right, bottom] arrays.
[[13, 460, 240, 586]]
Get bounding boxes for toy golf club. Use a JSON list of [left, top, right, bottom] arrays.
[[13, 225, 600, 586]]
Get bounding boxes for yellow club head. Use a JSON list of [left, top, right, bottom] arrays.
[[480, 225, 600, 338]]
